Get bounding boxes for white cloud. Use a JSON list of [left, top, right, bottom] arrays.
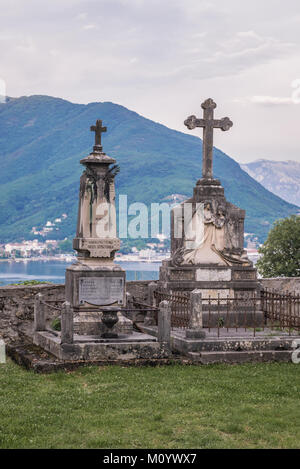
[[235, 96, 294, 106], [234, 78, 300, 106], [197, 31, 295, 80], [82, 24, 96, 30], [75, 12, 88, 21], [49, 49, 60, 57], [0, 78, 6, 102], [251, 96, 293, 105], [15, 36, 36, 54]]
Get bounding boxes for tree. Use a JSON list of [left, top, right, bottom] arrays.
[[257, 215, 300, 278], [58, 239, 73, 253]]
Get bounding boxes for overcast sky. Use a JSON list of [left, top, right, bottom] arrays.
[[1, 0, 300, 163]]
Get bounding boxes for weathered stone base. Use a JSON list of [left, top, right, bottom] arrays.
[[159, 262, 259, 299], [6, 341, 177, 373], [188, 350, 294, 364], [141, 325, 298, 364], [185, 329, 206, 339], [157, 262, 263, 328], [66, 260, 126, 305], [33, 330, 169, 361], [73, 311, 133, 335], [65, 260, 127, 336]]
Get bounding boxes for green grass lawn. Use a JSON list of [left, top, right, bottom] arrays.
[[0, 359, 300, 449]]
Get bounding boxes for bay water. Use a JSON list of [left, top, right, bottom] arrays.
[[0, 260, 160, 286]]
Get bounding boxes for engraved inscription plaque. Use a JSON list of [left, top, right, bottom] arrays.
[[73, 238, 121, 258], [170, 270, 195, 281], [79, 277, 124, 306], [232, 270, 256, 280], [196, 268, 231, 282]]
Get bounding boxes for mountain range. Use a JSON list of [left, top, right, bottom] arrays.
[[241, 159, 300, 207], [0, 95, 298, 244]]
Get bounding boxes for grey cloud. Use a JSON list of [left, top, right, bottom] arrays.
[[1, 0, 300, 162]]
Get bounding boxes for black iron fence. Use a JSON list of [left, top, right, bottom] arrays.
[[202, 295, 261, 337], [153, 290, 263, 336], [261, 288, 300, 333], [153, 290, 190, 328], [151, 288, 300, 337], [35, 286, 300, 338]]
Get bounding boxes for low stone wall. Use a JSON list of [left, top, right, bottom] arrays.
[[2, 277, 299, 345], [126, 278, 300, 300], [260, 278, 300, 295], [126, 280, 155, 302], [0, 281, 153, 344], [0, 284, 65, 343]]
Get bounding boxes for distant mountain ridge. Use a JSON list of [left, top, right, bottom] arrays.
[[0, 95, 298, 243], [241, 159, 300, 207]]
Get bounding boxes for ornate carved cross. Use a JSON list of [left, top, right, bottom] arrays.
[[184, 98, 233, 179], [90, 119, 107, 151]]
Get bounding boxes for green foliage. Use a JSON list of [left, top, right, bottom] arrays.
[[257, 215, 300, 277], [217, 317, 225, 327], [9, 280, 52, 286], [58, 239, 73, 253], [0, 95, 298, 244], [1, 360, 300, 448], [119, 238, 148, 253], [51, 317, 61, 331]]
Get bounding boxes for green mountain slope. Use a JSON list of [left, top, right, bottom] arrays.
[[0, 95, 298, 243]]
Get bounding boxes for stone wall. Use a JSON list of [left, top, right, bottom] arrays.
[[0, 284, 65, 343], [260, 277, 300, 295], [0, 281, 152, 344], [126, 278, 300, 299], [126, 280, 155, 303], [2, 277, 299, 345]]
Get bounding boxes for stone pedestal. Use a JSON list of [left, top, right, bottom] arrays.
[[159, 262, 259, 298], [186, 289, 206, 339], [159, 263, 262, 327], [157, 300, 171, 346], [66, 260, 126, 335]]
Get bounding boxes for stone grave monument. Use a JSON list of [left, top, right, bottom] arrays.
[[34, 120, 167, 361], [66, 119, 126, 336], [159, 98, 263, 326]]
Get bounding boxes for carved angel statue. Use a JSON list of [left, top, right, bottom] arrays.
[[172, 202, 250, 266]]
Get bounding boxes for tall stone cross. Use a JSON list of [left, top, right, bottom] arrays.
[[184, 98, 233, 179], [90, 119, 107, 152]]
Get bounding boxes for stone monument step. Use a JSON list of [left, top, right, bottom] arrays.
[[72, 332, 157, 344], [179, 335, 296, 352], [142, 325, 298, 354], [33, 330, 169, 361], [187, 350, 294, 364]]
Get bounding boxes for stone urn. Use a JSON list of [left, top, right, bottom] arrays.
[[101, 308, 119, 338]]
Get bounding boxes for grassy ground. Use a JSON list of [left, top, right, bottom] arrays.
[[0, 359, 300, 449]]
